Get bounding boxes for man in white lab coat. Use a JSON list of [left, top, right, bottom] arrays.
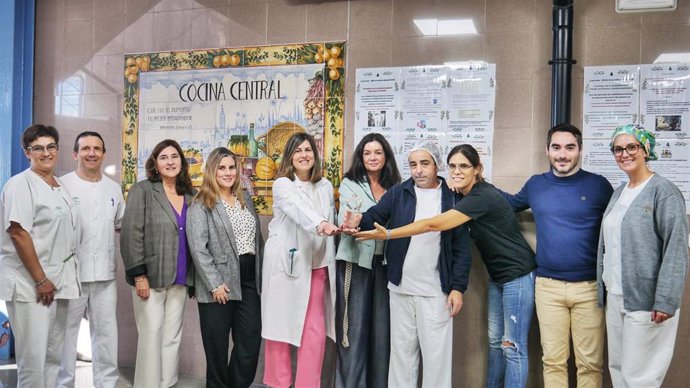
[[57, 132, 125, 388]]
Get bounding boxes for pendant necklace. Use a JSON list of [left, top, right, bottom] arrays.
[[31, 168, 57, 190]]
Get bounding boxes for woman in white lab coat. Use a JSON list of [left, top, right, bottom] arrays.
[[261, 132, 339, 388]]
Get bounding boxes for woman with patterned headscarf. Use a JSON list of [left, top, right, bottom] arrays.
[[597, 124, 689, 388]]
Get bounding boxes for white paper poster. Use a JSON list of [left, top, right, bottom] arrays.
[[354, 68, 400, 141], [640, 64, 690, 139], [583, 64, 690, 213], [355, 64, 496, 181], [583, 66, 639, 139], [400, 66, 446, 133], [649, 139, 690, 209]]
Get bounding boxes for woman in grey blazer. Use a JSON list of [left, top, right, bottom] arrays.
[[187, 147, 263, 388], [120, 139, 195, 388]]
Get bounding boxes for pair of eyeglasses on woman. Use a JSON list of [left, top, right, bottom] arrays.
[[26, 144, 59, 154], [610, 143, 642, 157], [447, 163, 474, 172]]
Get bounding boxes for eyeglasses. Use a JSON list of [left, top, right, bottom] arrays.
[[610, 143, 642, 157], [26, 143, 59, 154], [447, 163, 474, 172]]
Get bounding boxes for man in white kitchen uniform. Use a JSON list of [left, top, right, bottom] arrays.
[[57, 131, 125, 388]]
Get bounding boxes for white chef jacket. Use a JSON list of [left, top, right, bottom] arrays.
[[61, 172, 125, 282]]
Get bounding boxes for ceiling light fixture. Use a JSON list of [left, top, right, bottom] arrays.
[[413, 19, 478, 36], [616, 0, 676, 13]]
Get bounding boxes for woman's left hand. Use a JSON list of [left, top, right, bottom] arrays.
[[36, 279, 56, 306], [652, 310, 673, 324], [212, 284, 230, 304], [135, 276, 150, 300], [355, 222, 388, 241]]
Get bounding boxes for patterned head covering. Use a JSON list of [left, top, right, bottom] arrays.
[[408, 139, 445, 171], [610, 124, 657, 161]]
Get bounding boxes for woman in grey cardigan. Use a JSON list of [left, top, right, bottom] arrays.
[[597, 124, 689, 388], [187, 147, 263, 388]]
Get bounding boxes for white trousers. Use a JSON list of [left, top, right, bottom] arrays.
[[131, 285, 187, 388], [57, 280, 119, 388], [6, 298, 70, 388], [388, 291, 453, 388], [606, 293, 680, 388]]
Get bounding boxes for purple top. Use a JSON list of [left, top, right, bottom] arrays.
[[173, 201, 189, 285]]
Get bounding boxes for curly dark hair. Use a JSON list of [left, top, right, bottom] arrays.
[[144, 139, 194, 195], [22, 124, 59, 149]]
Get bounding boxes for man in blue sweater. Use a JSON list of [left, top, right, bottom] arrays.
[[500, 124, 613, 388]]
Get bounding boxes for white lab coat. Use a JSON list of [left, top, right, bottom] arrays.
[[261, 177, 336, 346]]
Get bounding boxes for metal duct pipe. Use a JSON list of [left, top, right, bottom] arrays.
[[549, 0, 575, 127]]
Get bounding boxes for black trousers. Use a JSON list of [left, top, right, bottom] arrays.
[[335, 255, 390, 388], [198, 254, 262, 388]]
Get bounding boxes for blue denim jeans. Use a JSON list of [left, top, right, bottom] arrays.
[[486, 271, 535, 388]]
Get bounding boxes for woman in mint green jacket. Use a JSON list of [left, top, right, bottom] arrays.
[[335, 133, 401, 388]]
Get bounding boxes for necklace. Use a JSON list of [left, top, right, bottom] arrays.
[[31, 168, 56, 189], [221, 192, 237, 206]]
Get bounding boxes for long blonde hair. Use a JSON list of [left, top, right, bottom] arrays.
[[194, 147, 246, 209]]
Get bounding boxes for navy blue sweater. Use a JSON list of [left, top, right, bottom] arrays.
[[359, 177, 472, 294], [500, 169, 613, 281]]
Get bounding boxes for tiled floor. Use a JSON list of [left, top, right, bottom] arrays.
[[0, 359, 268, 388]]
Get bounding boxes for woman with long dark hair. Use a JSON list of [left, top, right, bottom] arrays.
[[335, 133, 400, 388], [357, 144, 537, 388], [121, 139, 195, 388]]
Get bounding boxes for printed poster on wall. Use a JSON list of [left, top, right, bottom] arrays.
[[583, 64, 690, 212], [640, 64, 690, 139], [583, 65, 639, 139], [354, 68, 400, 136], [122, 43, 346, 215], [354, 63, 496, 181]]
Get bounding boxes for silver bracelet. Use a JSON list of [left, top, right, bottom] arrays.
[[35, 277, 49, 288], [386, 229, 391, 240]]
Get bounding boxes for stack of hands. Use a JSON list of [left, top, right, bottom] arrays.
[[340, 210, 389, 241]]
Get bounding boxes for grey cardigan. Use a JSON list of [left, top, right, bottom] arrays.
[[120, 180, 195, 288], [597, 174, 689, 314], [186, 192, 263, 303]]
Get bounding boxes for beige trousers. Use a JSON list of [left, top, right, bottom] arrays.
[[535, 277, 604, 388], [131, 285, 187, 388]]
